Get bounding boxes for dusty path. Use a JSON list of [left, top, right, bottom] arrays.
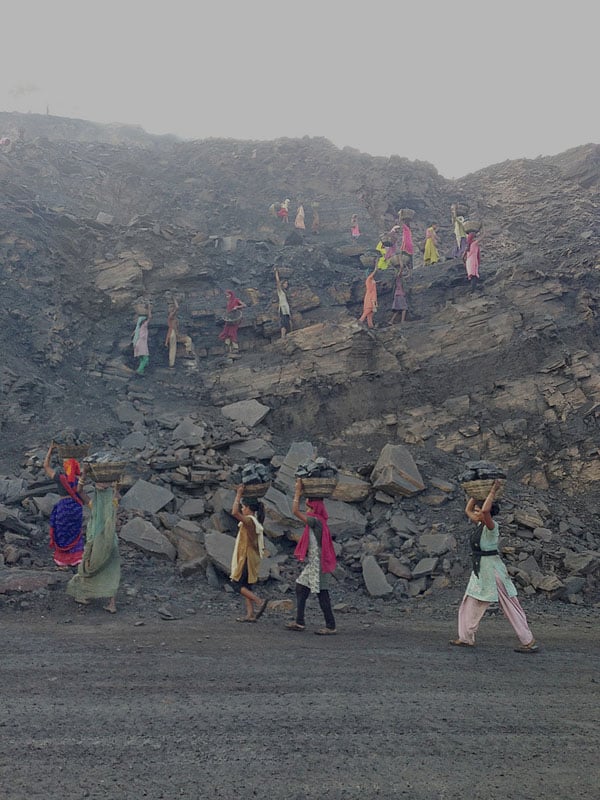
[[1, 605, 598, 800]]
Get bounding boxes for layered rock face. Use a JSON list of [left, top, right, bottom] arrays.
[[0, 112, 598, 605]]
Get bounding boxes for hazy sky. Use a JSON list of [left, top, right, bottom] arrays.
[[2, 0, 597, 178]]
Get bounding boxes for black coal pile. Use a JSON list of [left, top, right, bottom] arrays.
[[295, 458, 338, 479], [238, 462, 272, 487], [457, 461, 507, 483]]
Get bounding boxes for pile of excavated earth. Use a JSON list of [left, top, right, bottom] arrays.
[[0, 111, 599, 613]]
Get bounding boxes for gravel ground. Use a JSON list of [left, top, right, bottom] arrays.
[[1, 593, 598, 800]]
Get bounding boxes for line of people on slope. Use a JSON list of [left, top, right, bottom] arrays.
[[358, 203, 486, 327], [271, 199, 320, 234], [218, 266, 293, 356], [359, 217, 414, 328], [132, 297, 194, 375]]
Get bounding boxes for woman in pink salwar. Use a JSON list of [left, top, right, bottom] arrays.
[[400, 221, 414, 277], [464, 232, 481, 283], [451, 480, 539, 653]]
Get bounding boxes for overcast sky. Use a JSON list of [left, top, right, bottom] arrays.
[[1, 0, 597, 178]]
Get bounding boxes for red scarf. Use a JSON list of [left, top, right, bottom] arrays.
[[225, 291, 243, 312], [294, 499, 337, 573]]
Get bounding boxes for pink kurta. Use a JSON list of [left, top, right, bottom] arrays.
[[400, 223, 413, 255], [465, 240, 480, 279]]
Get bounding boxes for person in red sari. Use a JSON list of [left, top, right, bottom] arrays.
[[43, 443, 88, 568], [218, 290, 246, 354]]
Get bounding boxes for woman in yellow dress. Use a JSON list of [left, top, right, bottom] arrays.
[[229, 485, 268, 622], [423, 224, 440, 265]]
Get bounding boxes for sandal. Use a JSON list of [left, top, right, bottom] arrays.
[[236, 616, 256, 623], [285, 621, 305, 631], [255, 600, 268, 620], [449, 639, 474, 648], [314, 628, 337, 635], [514, 640, 539, 653]]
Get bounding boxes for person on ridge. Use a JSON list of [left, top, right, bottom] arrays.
[[274, 267, 292, 339]]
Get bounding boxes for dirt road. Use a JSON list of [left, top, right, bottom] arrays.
[[1, 600, 598, 800]]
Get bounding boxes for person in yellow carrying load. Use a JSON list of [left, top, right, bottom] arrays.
[[229, 485, 268, 623], [450, 480, 539, 653]]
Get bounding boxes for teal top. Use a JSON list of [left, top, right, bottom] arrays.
[[464, 521, 517, 602]]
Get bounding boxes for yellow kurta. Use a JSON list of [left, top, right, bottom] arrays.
[[230, 516, 262, 584], [424, 227, 440, 265]]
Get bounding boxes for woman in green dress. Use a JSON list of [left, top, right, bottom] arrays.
[[66, 474, 121, 613], [450, 480, 538, 652]]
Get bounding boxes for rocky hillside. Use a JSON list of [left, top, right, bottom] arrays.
[[0, 112, 599, 608]]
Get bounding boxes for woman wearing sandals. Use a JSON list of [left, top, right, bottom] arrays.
[[66, 469, 120, 614], [230, 485, 268, 623], [286, 478, 337, 635], [450, 479, 539, 653]]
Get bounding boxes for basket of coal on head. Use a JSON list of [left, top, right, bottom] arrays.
[[54, 429, 90, 461], [457, 461, 506, 501], [238, 462, 272, 498], [295, 457, 339, 498], [83, 452, 126, 485], [463, 219, 482, 234]]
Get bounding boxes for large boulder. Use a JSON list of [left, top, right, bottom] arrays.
[[204, 530, 236, 575], [221, 399, 270, 428], [119, 518, 177, 560], [370, 444, 425, 497], [331, 473, 371, 503], [273, 441, 316, 493], [166, 519, 206, 562], [120, 479, 175, 514], [325, 499, 367, 540], [362, 555, 393, 597]]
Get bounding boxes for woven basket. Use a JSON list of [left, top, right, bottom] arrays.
[[56, 444, 90, 460], [241, 482, 270, 498], [463, 219, 482, 234], [86, 461, 126, 484], [399, 208, 415, 221], [452, 203, 469, 217], [301, 477, 338, 498], [461, 478, 505, 501]]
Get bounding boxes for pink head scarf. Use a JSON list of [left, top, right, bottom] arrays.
[[225, 290, 242, 312], [294, 498, 337, 573]]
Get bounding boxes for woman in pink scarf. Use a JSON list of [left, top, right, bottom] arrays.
[[464, 233, 481, 285], [286, 478, 337, 634], [218, 290, 245, 353]]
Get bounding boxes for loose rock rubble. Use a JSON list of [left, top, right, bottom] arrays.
[[0, 112, 598, 611]]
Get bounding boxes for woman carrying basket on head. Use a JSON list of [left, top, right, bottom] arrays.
[[218, 290, 246, 354], [229, 485, 268, 623], [286, 478, 337, 635], [451, 480, 539, 653], [66, 465, 121, 614], [43, 442, 86, 568]]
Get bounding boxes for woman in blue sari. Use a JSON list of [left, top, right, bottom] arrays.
[[43, 443, 86, 567]]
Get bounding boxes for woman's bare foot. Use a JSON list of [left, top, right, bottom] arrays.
[[74, 598, 90, 606], [103, 598, 117, 614]]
